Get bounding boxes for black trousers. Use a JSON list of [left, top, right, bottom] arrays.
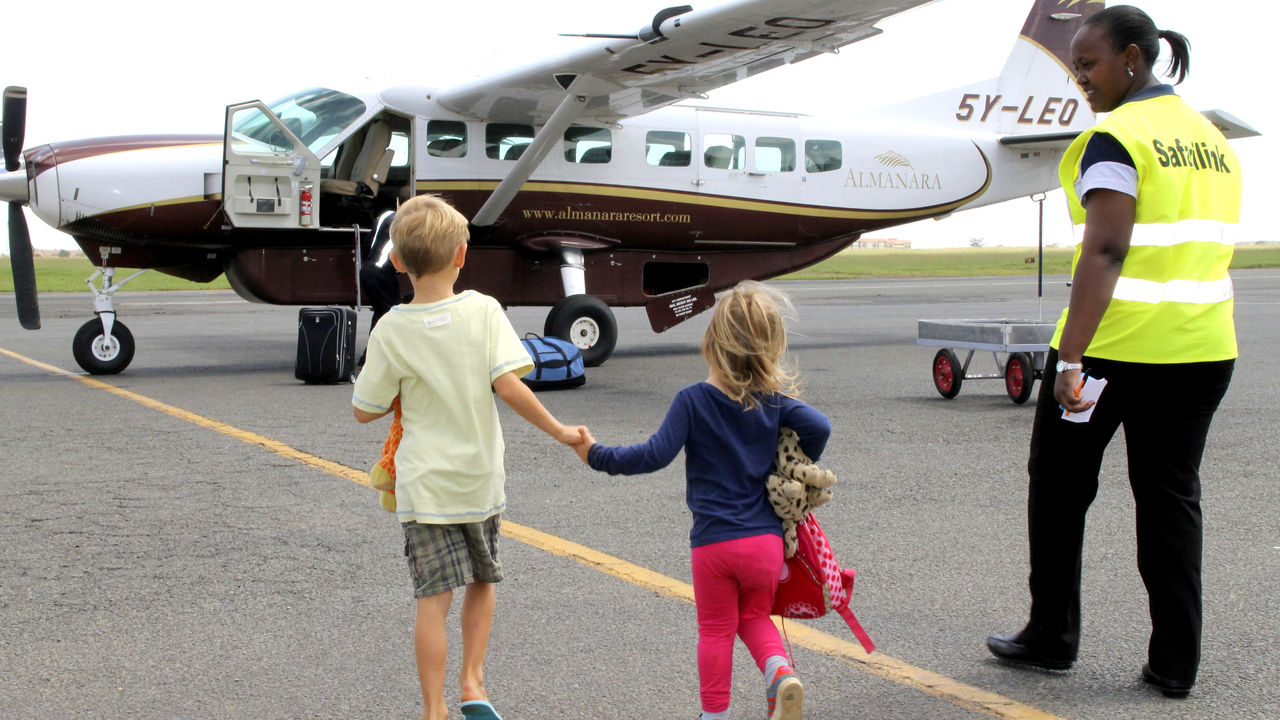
[[1025, 349, 1233, 683], [359, 260, 411, 331]]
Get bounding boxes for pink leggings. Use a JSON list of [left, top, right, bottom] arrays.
[[690, 533, 786, 713]]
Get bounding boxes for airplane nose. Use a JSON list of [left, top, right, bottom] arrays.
[[0, 165, 27, 204], [18, 144, 60, 229]]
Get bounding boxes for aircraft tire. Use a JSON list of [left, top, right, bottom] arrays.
[[545, 294, 617, 368], [1004, 352, 1035, 404], [72, 318, 136, 375], [932, 348, 962, 399]]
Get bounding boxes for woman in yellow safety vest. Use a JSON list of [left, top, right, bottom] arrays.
[[986, 5, 1241, 700]]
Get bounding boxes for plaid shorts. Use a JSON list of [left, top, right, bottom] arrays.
[[403, 515, 503, 598]]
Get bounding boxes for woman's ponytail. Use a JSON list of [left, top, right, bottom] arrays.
[[1158, 29, 1192, 84]]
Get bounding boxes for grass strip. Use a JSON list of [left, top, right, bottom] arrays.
[[3, 245, 1278, 292]]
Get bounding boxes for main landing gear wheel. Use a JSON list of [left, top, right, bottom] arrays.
[[545, 294, 617, 367], [72, 318, 135, 375], [1004, 352, 1036, 405], [932, 348, 963, 399]]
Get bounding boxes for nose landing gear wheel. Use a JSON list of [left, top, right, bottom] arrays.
[[1004, 351, 1035, 404], [72, 318, 135, 375], [932, 348, 963, 399]]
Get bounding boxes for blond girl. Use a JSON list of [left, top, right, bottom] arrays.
[[575, 281, 830, 720]]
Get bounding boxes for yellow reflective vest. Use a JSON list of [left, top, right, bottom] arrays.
[[1053, 92, 1241, 363]]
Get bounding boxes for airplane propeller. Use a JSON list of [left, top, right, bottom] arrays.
[[3, 85, 39, 329], [2, 86, 24, 172]]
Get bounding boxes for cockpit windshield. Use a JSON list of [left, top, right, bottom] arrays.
[[232, 88, 367, 156]]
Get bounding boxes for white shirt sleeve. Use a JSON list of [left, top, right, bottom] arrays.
[[1076, 160, 1138, 206]]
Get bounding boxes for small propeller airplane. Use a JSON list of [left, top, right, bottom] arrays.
[[0, 0, 1258, 375]]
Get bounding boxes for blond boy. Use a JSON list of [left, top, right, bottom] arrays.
[[353, 195, 582, 720]]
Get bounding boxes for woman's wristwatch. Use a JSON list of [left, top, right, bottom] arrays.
[[1055, 360, 1084, 373]]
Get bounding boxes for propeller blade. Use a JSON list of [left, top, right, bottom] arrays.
[[3, 86, 27, 173], [8, 202, 40, 329]]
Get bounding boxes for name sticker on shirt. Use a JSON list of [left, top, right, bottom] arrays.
[[424, 312, 451, 330]]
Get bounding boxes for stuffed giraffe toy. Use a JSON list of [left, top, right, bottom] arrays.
[[369, 396, 401, 513]]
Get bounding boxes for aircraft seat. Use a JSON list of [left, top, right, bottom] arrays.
[[428, 138, 465, 157], [504, 143, 529, 161], [658, 150, 690, 166], [805, 149, 840, 173], [704, 146, 733, 169], [579, 146, 611, 164], [322, 119, 394, 198]]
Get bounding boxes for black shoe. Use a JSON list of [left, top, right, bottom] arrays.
[[1141, 663, 1192, 699], [986, 631, 1074, 671]]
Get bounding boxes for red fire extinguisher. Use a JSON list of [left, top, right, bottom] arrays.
[[299, 183, 313, 226]]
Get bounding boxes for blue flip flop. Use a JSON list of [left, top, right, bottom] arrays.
[[460, 700, 503, 720]]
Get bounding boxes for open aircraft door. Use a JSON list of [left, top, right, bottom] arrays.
[[222, 101, 322, 229]]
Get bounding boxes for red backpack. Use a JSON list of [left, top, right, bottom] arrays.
[[771, 513, 876, 654]]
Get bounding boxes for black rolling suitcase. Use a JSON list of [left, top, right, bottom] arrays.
[[296, 307, 357, 384]]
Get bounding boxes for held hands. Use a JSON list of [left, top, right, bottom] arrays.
[[551, 422, 595, 465], [554, 424, 596, 464], [572, 426, 596, 465], [554, 424, 588, 446]]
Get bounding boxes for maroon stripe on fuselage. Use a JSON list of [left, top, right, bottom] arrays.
[[23, 134, 221, 177]]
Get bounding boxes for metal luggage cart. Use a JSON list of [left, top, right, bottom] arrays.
[[916, 319, 1055, 404]]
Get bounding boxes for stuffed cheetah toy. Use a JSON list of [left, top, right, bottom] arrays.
[[766, 427, 837, 558]]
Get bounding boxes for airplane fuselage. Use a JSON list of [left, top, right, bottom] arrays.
[[21, 87, 1062, 310]]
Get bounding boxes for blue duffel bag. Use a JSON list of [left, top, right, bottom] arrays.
[[520, 335, 586, 390]]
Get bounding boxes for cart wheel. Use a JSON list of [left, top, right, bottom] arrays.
[[932, 349, 963, 399], [1005, 352, 1035, 404]]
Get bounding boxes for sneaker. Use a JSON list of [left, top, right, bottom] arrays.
[[460, 700, 503, 720], [767, 666, 803, 720]]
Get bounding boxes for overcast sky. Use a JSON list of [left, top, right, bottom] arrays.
[[8, 0, 1272, 251]]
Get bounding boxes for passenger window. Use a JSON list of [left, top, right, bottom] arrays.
[[426, 120, 467, 158], [703, 133, 745, 170], [755, 136, 796, 172], [486, 123, 535, 160], [646, 130, 692, 167], [565, 126, 612, 163], [805, 139, 842, 173]]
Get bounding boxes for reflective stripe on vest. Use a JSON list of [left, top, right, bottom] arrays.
[[1132, 220, 1238, 248], [1112, 276, 1234, 305], [1072, 220, 1239, 248]]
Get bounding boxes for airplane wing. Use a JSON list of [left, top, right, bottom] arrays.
[[437, 0, 937, 124]]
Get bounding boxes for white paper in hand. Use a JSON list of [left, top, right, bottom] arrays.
[[1062, 375, 1108, 423]]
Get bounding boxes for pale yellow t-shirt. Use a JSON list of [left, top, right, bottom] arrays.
[[352, 291, 533, 524]]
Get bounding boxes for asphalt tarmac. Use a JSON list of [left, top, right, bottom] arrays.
[[2, 272, 1277, 720]]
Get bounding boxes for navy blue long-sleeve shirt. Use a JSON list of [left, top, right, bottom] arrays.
[[587, 382, 831, 548]]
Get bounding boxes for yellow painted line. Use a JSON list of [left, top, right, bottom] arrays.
[[500, 521, 695, 603], [2, 345, 1063, 720], [0, 347, 370, 488]]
